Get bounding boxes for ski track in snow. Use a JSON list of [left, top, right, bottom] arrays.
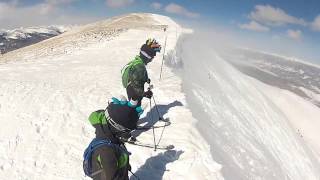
[[0, 14, 223, 180]]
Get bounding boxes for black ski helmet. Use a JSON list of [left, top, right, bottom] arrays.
[[139, 38, 161, 63], [106, 97, 140, 133], [140, 44, 156, 61]]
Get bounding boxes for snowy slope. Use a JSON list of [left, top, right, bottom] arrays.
[[0, 13, 223, 180], [1, 13, 319, 180], [176, 34, 320, 180]]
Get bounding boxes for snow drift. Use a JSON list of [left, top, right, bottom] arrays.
[[172, 32, 320, 179]]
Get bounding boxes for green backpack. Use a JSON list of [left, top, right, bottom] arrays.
[[88, 110, 108, 126], [121, 56, 143, 88]]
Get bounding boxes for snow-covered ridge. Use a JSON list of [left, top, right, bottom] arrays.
[[1, 12, 319, 180], [0, 13, 170, 63], [1, 13, 223, 180]]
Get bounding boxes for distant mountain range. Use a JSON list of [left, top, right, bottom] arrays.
[[0, 26, 71, 54]]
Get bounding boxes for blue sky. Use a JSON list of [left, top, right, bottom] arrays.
[[0, 0, 319, 63]]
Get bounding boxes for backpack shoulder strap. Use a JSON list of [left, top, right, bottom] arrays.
[[83, 138, 113, 177], [132, 56, 144, 66], [121, 56, 143, 73]]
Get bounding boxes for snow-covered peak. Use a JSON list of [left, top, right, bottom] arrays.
[[0, 13, 179, 62]]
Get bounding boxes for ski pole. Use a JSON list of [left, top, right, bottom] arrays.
[[152, 96, 163, 120], [150, 98, 157, 151], [159, 33, 168, 80], [129, 170, 141, 180], [149, 95, 167, 147], [147, 82, 157, 151], [147, 83, 163, 121], [153, 96, 167, 147], [149, 94, 167, 148]]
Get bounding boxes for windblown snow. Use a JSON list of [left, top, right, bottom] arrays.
[[175, 34, 320, 180], [0, 13, 319, 180]]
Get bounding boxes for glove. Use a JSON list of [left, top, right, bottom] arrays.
[[119, 132, 131, 142], [128, 136, 137, 143], [147, 78, 151, 84], [143, 90, 153, 99]]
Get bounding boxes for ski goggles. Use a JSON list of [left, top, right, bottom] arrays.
[[147, 38, 161, 53]]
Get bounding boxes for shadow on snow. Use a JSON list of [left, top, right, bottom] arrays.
[[131, 100, 183, 138], [130, 150, 184, 180]]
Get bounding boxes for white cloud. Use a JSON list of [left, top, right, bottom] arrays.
[[0, 2, 99, 29], [164, 3, 199, 18], [45, 0, 77, 5], [106, 0, 134, 8], [2, 0, 20, 6], [311, 15, 320, 31], [239, 21, 270, 32], [287, 29, 302, 40], [249, 5, 307, 26], [150, 2, 162, 10]]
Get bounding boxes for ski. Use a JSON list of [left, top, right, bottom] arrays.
[[125, 140, 174, 150], [136, 121, 171, 130], [159, 117, 170, 122]]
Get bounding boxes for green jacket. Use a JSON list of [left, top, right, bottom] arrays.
[[127, 56, 148, 96]]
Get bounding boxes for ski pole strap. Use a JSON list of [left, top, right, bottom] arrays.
[[91, 169, 104, 177]]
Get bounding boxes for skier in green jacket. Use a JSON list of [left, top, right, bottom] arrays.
[[121, 38, 161, 106]]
